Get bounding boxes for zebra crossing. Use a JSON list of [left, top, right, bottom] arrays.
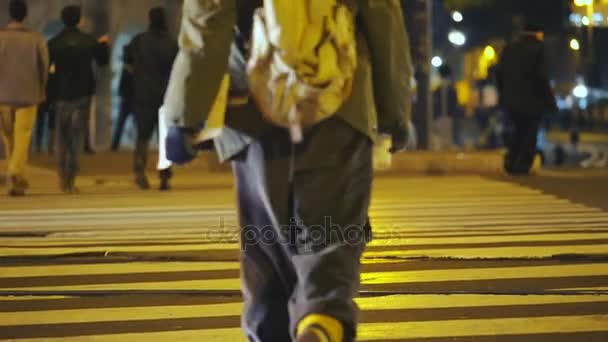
[[0, 176, 607, 341]]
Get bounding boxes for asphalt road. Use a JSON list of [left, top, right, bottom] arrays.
[[0, 158, 607, 341]]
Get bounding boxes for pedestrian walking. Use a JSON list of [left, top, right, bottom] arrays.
[[48, 5, 110, 193], [163, 1, 413, 341], [497, 23, 557, 175], [34, 75, 57, 154], [124, 7, 178, 190], [432, 65, 464, 150], [111, 49, 135, 152], [0, 0, 49, 197]]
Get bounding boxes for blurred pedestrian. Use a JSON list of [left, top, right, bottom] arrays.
[[34, 73, 57, 155], [432, 65, 464, 149], [49, 5, 110, 193], [111, 48, 135, 152], [0, 0, 49, 197], [124, 7, 178, 190], [497, 23, 556, 175]]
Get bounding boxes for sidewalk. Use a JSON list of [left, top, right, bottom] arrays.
[[7, 149, 509, 178]]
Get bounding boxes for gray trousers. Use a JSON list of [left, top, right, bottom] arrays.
[[56, 97, 91, 186], [232, 118, 372, 342]]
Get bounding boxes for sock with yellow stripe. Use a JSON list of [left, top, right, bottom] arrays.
[[297, 314, 344, 342]]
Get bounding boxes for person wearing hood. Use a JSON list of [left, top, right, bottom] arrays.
[[496, 23, 557, 175], [124, 7, 178, 190]]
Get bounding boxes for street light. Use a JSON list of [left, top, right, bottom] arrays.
[[483, 45, 496, 61], [570, 38, 581, 51], [432, 56, 443, 68], [452, 11, 463, 23], [573, 84, 589, 98], [448, 30, 467, 46]]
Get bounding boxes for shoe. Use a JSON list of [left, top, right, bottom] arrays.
[[297, 328, 328, 342], [159, 177, 170, 191], [8, 175, 28, 197], [159, 168, 172, 191], [297, 315, 343, 342], [61, 179, 79, 195], [135, 175, 150, 190], [8, 188, 26, 197], [13, 176, 29, 190]]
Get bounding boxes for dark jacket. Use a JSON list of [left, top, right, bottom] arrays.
[[48, 27, 109, 101], [496, 35, 556, 118], [124, 30, 178, 108], [433, 83, 463, 119], [163, 0, 413, 162]]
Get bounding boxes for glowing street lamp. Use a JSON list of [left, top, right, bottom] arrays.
[[573, 84, 589, 98], [432, 56, 443, 68], [570, 38, 581, 51], [452, 11, 463, 23], [448, 30, 467, 46], [483, 45, 496, 61]]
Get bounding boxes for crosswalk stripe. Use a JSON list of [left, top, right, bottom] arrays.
[[0, 176, 606, 341], [2, 295, 607, 327], [2, 263, 606, 292], [2, 232, 607, 248], [12, 316, 608, 342], [358, 315, 608, 341], [2, 243, 607, 259], [0, 262, 241, 278]]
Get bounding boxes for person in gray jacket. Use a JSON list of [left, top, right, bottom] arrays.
[[163, 1, 413, 341], [0, 0, 49, 197]]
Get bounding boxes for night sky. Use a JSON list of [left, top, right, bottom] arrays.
[[453, 0, 569, 46]]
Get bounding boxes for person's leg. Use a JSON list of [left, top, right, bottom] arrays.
[[55, 101, 71, 192], [0, 106, 15, 163], [112, 98, 132, 151], [517, 117, 540, 173], [134, 107, 157, 189], [504, 114, 519, 174], [83, 100, 94, 154], [34, 103, 47, 153], [288, 128, 372, 342], [506, 116, 539, 175], [64, 98, 90, 193], [48, 103, 56, 155], [0, 106, 15, 188], [233, 144, 296, 342], [7, 105, 37, 194]]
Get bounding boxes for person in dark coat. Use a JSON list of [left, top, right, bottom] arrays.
[[162, 1, 413, 341], [34, 74, 57, 154], [496, 24, 557, 175], [433, 65, 464, 148], [111, 49, 135, 152], [124, 7, 178, 190], [48, 5, 109, 193]]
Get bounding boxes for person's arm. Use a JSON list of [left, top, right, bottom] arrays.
[[163, 0, 237, 129], [94, 35, 110, 67], [358, 0, 413, 135], [37, 36, 50, 96]]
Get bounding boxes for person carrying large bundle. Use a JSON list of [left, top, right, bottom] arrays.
[[163, 1, 413, 340]]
